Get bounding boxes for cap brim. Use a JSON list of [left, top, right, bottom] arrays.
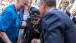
[[31, 16, 40, 19]]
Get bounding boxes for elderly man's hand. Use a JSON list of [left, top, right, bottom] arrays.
[[31, 38, 40, 43]]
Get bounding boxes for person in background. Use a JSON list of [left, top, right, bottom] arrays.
[[60, 0, 71, 17], [71, 8, 76, 25], [2, 0, 9, 7], [0, 0, 2, 5], [0, 0, 29, 43], [0, 7, 3, 14], [0, 4, 5, 14], [2, 0, 14, 7], [31, 0, 76, 43], [0, 4, 5, 18]]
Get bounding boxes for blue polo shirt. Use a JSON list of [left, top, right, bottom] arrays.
[[0, 4, 21, 43]]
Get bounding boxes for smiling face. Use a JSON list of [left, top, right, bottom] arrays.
[[17, 0, 29, 11], [72, 9, 76, 16]]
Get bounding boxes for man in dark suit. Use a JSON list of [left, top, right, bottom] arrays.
[[60, 0, 71, 17], [71, 9, 76, 25], [31, 0, 76, 43]]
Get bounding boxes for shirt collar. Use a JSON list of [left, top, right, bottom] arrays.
[[70, 15, 76, 19], [61, 8, 66, 13], [49, 8, 55, 11]]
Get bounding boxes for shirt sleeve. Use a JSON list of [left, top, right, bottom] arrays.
[[0, 11, 14, 32]]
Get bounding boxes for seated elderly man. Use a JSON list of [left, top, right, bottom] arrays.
[[22, 10, 42, 43]]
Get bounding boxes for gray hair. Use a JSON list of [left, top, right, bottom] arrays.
[[40, 0, 56, 7]]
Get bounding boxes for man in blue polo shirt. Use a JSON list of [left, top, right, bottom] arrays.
[[0, 0, 28, 43]]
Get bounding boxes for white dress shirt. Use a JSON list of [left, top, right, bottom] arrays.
[[23, 12, 29, 20]]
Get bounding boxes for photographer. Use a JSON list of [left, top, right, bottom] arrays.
[[22, 10, 42, 43]]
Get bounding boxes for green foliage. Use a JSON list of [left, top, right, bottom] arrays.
[[66, 6, 71, 11], [58, 4, 61, 8]]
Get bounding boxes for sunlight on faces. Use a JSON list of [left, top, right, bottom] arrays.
[[17, 0, 29, 11]]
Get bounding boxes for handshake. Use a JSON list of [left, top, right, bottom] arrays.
[[31, 38, 40, 43]]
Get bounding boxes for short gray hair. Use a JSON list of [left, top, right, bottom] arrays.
[[40, 0, 56, 7]]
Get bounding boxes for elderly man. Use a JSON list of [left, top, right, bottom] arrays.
[[31, 0, 76, 43], [0, 0, 28, 43], [22, 10, 41, 43]]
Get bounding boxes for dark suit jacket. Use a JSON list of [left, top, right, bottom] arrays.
[[72, 17, 76, 25], [41, 8, 76, 43], [66, 10, 71, 17], [59, 8, 71, 17]]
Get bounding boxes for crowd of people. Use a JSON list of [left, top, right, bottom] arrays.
[[0, 0, 76, 43], [0, 0, 14, 15]]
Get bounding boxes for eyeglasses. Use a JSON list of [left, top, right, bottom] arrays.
[[31, 19, 38, 21]]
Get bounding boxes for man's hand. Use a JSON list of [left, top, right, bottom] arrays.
[[0, 32, 12, 43], [21, 21, 27, 28], [31, 38, 40, 43]]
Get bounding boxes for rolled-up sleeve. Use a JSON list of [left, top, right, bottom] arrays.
[[0, 11, 14, 32]]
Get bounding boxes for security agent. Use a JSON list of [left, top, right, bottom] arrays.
[[22, 10, 42, 43]]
